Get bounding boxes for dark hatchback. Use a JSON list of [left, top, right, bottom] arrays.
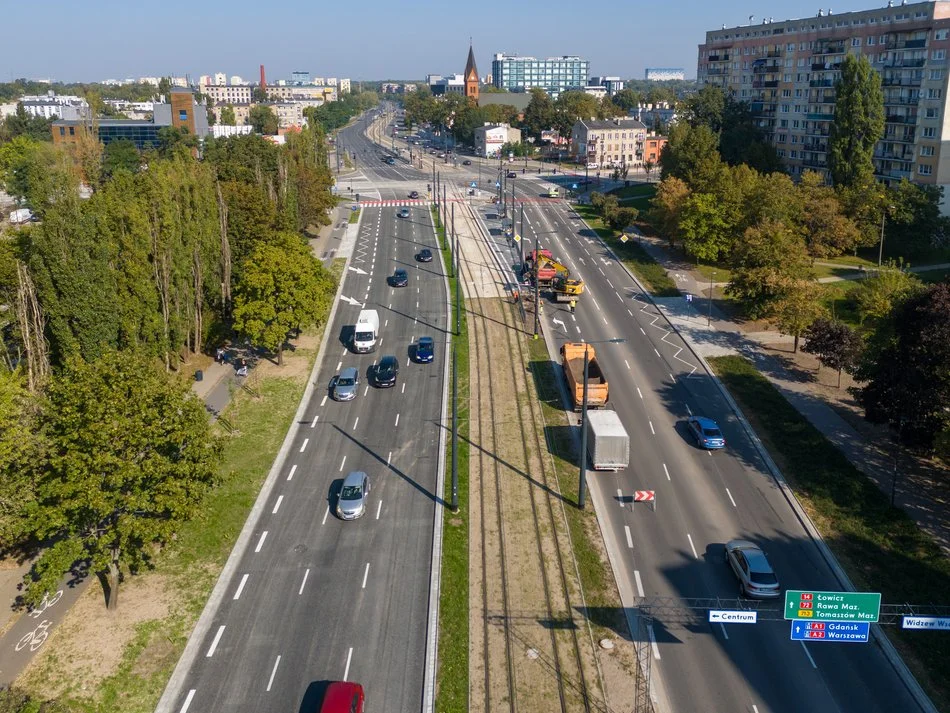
[[416, 248, 433, 262], [373, 355, 399, 387], [391, 269, 409, 287], [415, 336, 435, 363]]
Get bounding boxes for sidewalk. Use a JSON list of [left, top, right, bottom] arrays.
[[626, 228, 950, 557]]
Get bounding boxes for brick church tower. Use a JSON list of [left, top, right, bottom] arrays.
[[464, 42, 479, 104]]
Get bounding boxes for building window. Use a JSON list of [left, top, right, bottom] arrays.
[[920, 145, 935, 156], [852, 38, 861, 47], [790, 150, 798, 158], [58, 127, 65, 136], [930, 69, 944, 80], [926, 107, 940, 118], [68, 127, 74, 136], [928, 88, 943, 99], [918, 164, 933, 175], [932, 49, 946, 60], [923, 126, 936, 137], [936, 29, 949, 41], [867, 36, 876, 45]]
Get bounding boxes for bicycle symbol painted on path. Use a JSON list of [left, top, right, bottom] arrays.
[[29, 590, 63, 619], [16, 620, 52, 652]]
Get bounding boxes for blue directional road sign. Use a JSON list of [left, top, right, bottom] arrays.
[[572, 183, 579, 190], [351, 205, 359, 212], [790, 620, 870, 643], [471, 181, 477, 188]]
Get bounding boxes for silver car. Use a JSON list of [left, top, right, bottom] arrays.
[[725, 539, 781, 598], [337, 471, 371, 520], [330, 367, 360, 401]]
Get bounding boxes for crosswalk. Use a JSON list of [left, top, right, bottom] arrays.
[[354, 197, 564, 207]]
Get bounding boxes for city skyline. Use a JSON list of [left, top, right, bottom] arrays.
[[2, 0, 925, 84]]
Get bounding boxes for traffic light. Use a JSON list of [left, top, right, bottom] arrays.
[[427, 183, 431, 192], [356, 193, 360, 202]]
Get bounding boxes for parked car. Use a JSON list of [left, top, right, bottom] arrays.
[[687, 416, 725, 449], [586, 162, 599, 169], [391, 269, 409, 287], [725, 540, 781, 598], [329, 367, 360, 401], [462, 159, 472, 166], [416, 248, 433, 263], [337, 471, 371, 520], [415, 336, 435, 363], [409, 190, 420, 199], [398, 207, 410, 218], [373, 355, 399, 387]]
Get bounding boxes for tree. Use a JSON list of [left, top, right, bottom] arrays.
[[678, 192, 733, 263], [658, 121, 721, 189], [649, 176, 690, 248], [853, 282, 950, 450], [232, 233, 337, 365], [521, 88, 556, 141], [726, 219, 814, 319], [251, 86, 268, 103], [597, 94, 626, 119], [155, 126, 198, 156], [219, 104, 237, 125], [0, 369, 41, 546], [0, 135, 43, 201], [796, 171, 861, 257], [249, 105, 279, 135], [156, 77, 172, 100], [884, 179, 948, 257], [0, 104, 54, 143], [101, 138, 140, 179], [26, 350, 221, 609], [611, 88, 642, 112], [802, 318, 863, 386], [851, 260, 922, 325], [771, 279, 829, 353], [553, 91, 600, 140], [681, 85, 726, 131], [828, 53, 885, 190]]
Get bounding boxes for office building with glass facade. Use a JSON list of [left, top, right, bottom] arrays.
[[491, 54, 589, 96]]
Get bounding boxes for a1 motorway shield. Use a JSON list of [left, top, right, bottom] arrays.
[[785, 590, 881, 622], [790, 620, 870, 642]]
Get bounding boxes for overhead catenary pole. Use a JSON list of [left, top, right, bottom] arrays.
[[533, 237, 541, 339], [520, 202, 525, 269], [451, 203, 456, 278], [451, 347, 459, 511], [578, 346, 590, 509]]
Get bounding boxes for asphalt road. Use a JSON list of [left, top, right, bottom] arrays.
[[162, 114, 448, 713], [461, 170, 927, 713]]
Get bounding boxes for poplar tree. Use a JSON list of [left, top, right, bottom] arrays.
[[828, 53, 885, 190]]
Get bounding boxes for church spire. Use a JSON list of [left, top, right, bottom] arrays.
[[464, 40, 479, 104]]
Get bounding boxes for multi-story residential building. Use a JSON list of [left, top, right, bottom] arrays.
[[51, 88, 209, 150], [272, 102, 305, 129], [644, 135, 668, 164], [570, 117, 650, 167], [631, 102, 677, 129], [103, 100, 155, 120], [202, 84, 253, 103], [339, 78, 351, 93], [267, 85, 336, 102], [198, 75, 212, 87], [645, 68, 686, 81], [291, 71, 311, 84], [428, 74, 465, 95], [213, 72, 227, 86], [15, 93, 89, 120], [697, 2, 950, 198], [473, 123, 522, 158], [230, 75, 244, 86], [491, 54, 589, 96]]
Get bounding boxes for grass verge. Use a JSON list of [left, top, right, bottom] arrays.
[[708, 355, 950, 711], [607, 183, 657, 201], [431, 207, 470, 713], [573, 204, 680, 297], [819, 279, 863, 328], [348, 207, 361, 224]]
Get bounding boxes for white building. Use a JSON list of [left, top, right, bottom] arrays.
[[202, 84, 253, 103], [339, 78, 351, 93], [16, 93, 89, 120], [138, 76, 162, 86], [199, 75, 212, 87], [630, 103, 676, 129], [589, 76, 625, 96], [230, 75, 244, 86], [645, 67, 685, 81], [212, 125, 254, 138], [103, 99, 155, 120], [171, 77, 189, 87], [473, 123, 522, 158], [214, 72, 227, 86]]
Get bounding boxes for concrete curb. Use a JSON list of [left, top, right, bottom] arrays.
[[571, 207, 938, 713], [155, 207, 359, 713], [421, 206, 452, 713]]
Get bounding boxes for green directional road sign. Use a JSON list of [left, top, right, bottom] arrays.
[[784, 590, 881, 622]]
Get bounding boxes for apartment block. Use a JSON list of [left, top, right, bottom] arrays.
[[697, 1, 950, 199], [570, 117, 650, 167], [202, 84, 253, 104]]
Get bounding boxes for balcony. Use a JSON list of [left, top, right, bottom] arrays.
[[885, 114, 918, 124], [811, 94, 836, 104], [881, 76, 923, 87], [809, 79, 835, 87], [804, 127, 831, 137], [883, 133, 917, 143], [887, 38, 927, 49], [813, 43, 846, 56], [806, 113, 835, 121], [885, 58, 926, 68], [812, 62, 842, 71], [877, 168, 913, 180], [801, 158, 829, 168], [884, 95, 920, 105], [708, 54, 731, 62], [802, 142, 828, 152], [706, 67, 725, 75]]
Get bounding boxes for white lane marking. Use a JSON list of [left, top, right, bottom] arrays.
[[753, 707, 760, 713], [407, 356, 411, 366], [233, 573, 249, 600], [343, 647, 354, 681], [639, 327, 645, 335], [254, 531, 267, 553], [571, 314, 577, 322], [266, 655, 281, 691], [401, 382, 406, 393], [800, 642, 818, 669], [687, 533, 698, 559], [311, 415, 319, 428], [654, 348, 661, 358], [206, 625, 226, 657], [685, 403, 692, 416], [378, 337, 383, 347], [637, 387, 643, 399], [395, 413, 400, 427], [624, 526, 634, 549], [179, 689, 196, 713], [627, 308, 633, 316], [607, 278, 614, 288], [669, 373, 675, 382], [385, 319, 389, 327], [663, 463, 670, 481], [616, 291, 622, 301], [341, 347, 346, 357], [287, 464, 297, 481], [376, 500, 383, 519], [336, 361, 342, 371], [362, 563, 370, 589], [299, 568, 310, 594], [389, 303, 392, 309], [272, 495, 283, 514], [321, 506, 329, 525], [726, 488, 738, 508], [649, 421, 655, 435], [353, 416, 359, 429], [617, 488, 624, 507], [603, 316, 608, 325], [720, 623, 729, 640], [634, 570, 645, 597], [576, 325, 581, 334], [598, 267, 605, 275], [648, 625, 661, 660], [416, 301, 419, 309], [320, 395, 328, 407], [340, 455, 347, 471], [387, 451, 392, 466], [625, 360, 630, 370], [299, 438, 309, 453]]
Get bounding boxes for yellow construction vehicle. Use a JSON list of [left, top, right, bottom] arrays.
[[530, 253, 585, 301]]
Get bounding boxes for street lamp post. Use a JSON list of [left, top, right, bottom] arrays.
[[451, 347, 459, 511], [878, 205, 894, 266], [533, 238, 541, 339], [707, 271, 715, 327]]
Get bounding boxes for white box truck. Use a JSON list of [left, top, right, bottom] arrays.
[[585, 410, 629, 471], [352, 309, 380, 353]]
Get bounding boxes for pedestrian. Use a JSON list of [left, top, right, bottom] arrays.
[[215, 347, 223, 363], [570, 299, 576, 314]]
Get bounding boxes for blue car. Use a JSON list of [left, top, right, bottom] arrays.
[[415, 336, 435, 363], [687, 416, 725, 449]]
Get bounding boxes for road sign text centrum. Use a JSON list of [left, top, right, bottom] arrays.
[[784, 590, 881, 622]]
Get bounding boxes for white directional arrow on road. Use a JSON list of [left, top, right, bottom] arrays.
[[340, 295, 363, 306], [578, 257, 586, 265], [552, 318, 566, 330], [348, 266, 368, 275]]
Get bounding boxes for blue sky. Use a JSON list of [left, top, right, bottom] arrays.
[[3, 0, 909, 84]]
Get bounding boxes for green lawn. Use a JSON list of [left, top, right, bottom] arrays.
[[348, 207, 361, 223], [692, 261, 734, 284], [574, 204, 680, 297], [607, 183, 657, 201], [709, 355, 950, 712], [819, 279, 863, 328]]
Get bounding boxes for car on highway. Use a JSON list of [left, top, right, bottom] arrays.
[[373, 355, 399, 387], [391, 269, 409, 287], [385, 157, 396, 165], [416, 248, 433, 262], [415, 336, 435, 363], [506, 171, 517, 178], [409, 190, 419, 199], [398, 207, 410, 218], [462, 159, 472, 165], [329, 367, 360, 401], [724, 539, 781, 598], [337, 471, 371, 520], [687, 415, 725, 449], [313, 680, 365, 713]]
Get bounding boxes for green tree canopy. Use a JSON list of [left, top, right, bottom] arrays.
[[649, 176, 690, 248], [679, 192, 734, 263], [26, 350, 221, 609], [828, 53, 884, 190], [101, 138, 141, 179], [521, 88, 556, 141], [851, 260, 923, 325], [611, 88, 642, 112], [0, 369, 41, 545], [249, 105, 279, 135], [219, 105, 237, 125], [802, 318, 864, 386], [658, 121, 721, 189]]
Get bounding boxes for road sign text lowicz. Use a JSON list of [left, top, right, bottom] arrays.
[[785, 590, 881, 622]]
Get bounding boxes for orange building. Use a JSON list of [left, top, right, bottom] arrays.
[[644, 136, 668, 164]]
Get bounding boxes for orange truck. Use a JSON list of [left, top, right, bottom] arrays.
[[560, 342, 609, 410]]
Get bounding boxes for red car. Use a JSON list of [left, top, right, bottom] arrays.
[[317, 681, 364, 713]]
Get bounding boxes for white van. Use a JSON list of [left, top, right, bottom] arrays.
[[352, 309, 380, 353]]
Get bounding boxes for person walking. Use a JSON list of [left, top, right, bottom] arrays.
[[569, 299, 576, 314]]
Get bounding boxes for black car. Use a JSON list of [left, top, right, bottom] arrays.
[[462, 159, 472, 166], [506, 171, 517, 178], [373, 355, 399, 387], [409, 190, 420, 199], [391, 269, 409, 287], [416, 248, 433, 263]]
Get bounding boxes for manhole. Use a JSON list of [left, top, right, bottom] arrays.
[[526, 648, 540, 660], [293, 544, 307, 554], [599, 638, 614, 650]]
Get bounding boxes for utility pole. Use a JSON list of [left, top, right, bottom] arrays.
[[451, 347, 459, 511], [578, 345, 590, 509], [451, 203, 456, 278], [519, 202, 525, 269], [533, 237, 541, 339], [443, 184, 448, 239]]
